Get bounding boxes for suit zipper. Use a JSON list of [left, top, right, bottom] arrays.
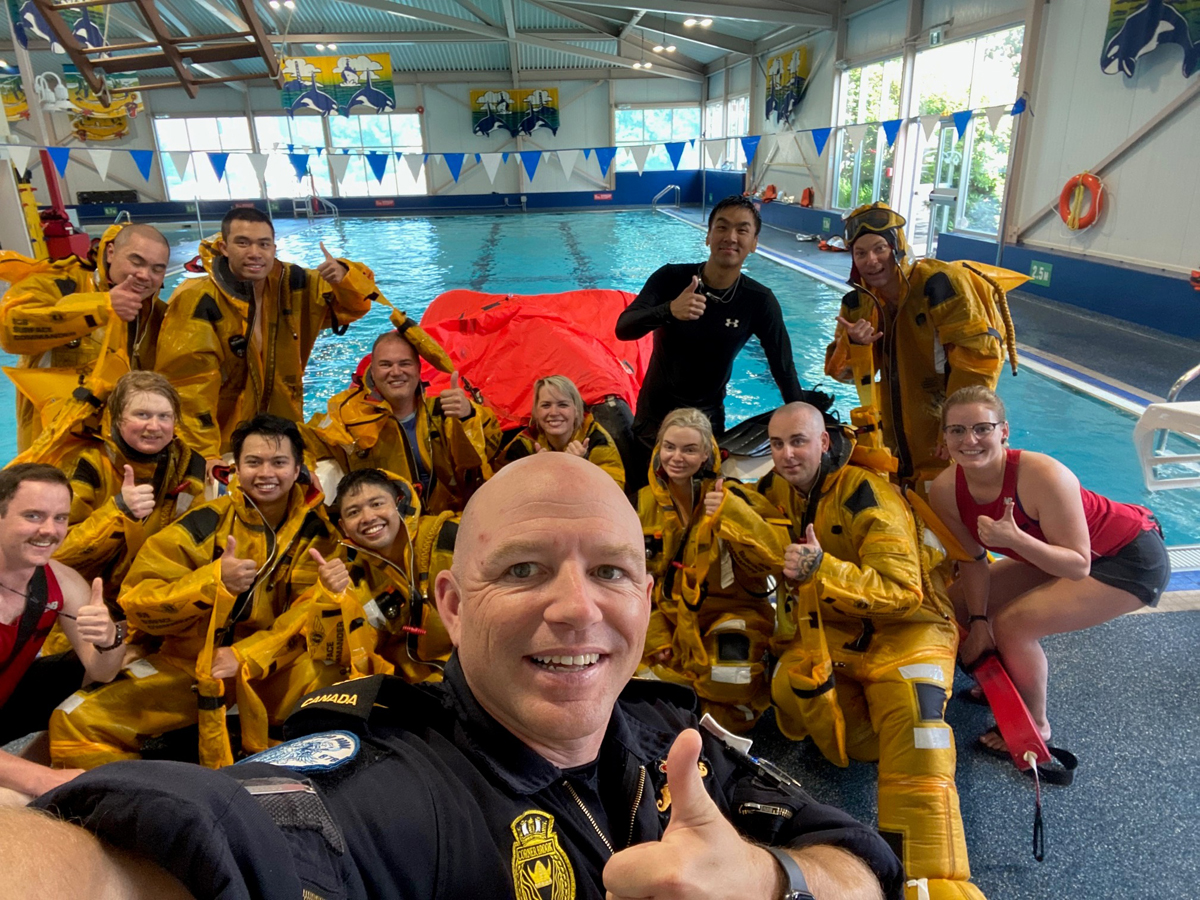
[[562, 764, 647, 857]]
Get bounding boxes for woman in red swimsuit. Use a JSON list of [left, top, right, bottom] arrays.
[[929, 386, 1170, 757]]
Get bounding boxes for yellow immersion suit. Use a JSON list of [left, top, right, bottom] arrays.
[[308, 377, 500, 515], [497, 413, 626, 489], [0, 225, 166, 451], [825, 258, 1013, 489], [49, 478, 338, 770], [637, 442, 785, 733], [757, 428, 982, 900], [305, 478, 453, 685], [155, 236, 375, 459]]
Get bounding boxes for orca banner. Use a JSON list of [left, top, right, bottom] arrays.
[[1102, 0, 1199, 78]]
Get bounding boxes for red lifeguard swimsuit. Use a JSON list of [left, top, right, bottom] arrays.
[[955, 449, 1155, 566], [0, 566, 64, 708]]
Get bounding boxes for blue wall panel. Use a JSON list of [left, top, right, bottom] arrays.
[[702, 170, 746, 206], [759, 202, 845, 239]]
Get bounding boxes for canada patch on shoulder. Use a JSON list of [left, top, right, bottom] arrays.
[[240, 730, 360, 772], [511, 810, 576, 900]]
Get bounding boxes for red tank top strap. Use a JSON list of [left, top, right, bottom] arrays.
[[0, 566, 62, 707]]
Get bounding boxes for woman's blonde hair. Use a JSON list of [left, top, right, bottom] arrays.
[[940, 385, 1006, 429], [109, 370, 181, 424], [657, 408, 714, 461], [532, 375, 585, 433]]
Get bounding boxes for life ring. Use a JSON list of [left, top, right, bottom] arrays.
[[1058, 173, 1103, 231]]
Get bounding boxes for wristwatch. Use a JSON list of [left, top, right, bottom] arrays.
[[767, 847, 816, 900]]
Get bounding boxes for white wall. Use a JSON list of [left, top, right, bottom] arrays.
[[1012, 0, 1200, 274]]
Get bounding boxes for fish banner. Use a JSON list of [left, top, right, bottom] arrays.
[[1101, 0, 1199, 78], [8, 1, 107, 53], [470, 87, 560, 138], [280, 53, 397, 117], [764, 43, 810, 126], [63, 65, 142, 118], [1, 68, 28, 122]]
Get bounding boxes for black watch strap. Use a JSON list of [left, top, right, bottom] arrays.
[[767, 847, 816, 900]]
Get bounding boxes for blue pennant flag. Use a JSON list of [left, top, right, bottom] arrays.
[[366, 152, 389, 183], [443, 152, 465, 182], [1011, 97, 1027, 116], [881, 119, 902, 147], [47, 146, 71, 177], [583, 147, 592, 160], [952, 109, 974, 139], [287, 143, 294, 154], [740, 135, 762, 166], [474, 153, 481, 163], [288, 153, 311, 181], [519, 150, 541, 181], [593, 146, 617, 176], [395, 151, 404, 161], [664, 141, 686, 170], [810, 127, 832, 157], [502, 152, 510, 164], [129, 149, 154, 181], [207, 152, 229, 182]]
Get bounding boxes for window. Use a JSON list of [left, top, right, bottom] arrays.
[[327, 114, 425, 197], [613, 106, 701, 172], [153, 116, 257, 202], [833, 56, 901, 210], [725, 95, 749, 168], [253, 116, 332, 200]]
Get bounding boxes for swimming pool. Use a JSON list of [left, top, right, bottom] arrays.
[[4, 210, 1198, 543]]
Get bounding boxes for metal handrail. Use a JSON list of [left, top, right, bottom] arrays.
[[652, 184, 680, 211], [314, 196, 340, 220], [112, 209, 131, 224], [1154, 361, 1200, 451]]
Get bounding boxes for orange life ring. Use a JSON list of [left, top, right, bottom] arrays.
[[1058, 173, 1103, 231]]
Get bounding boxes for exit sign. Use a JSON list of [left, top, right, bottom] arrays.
[[1029, 260, 1053, 286], [822, 217, 832, 231]]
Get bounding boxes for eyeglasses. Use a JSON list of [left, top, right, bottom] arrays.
[[943, 422, 1003, 439]]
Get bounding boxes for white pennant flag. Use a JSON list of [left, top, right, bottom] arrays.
[[920, 115, 940, 141], [557, 148, 579, 180], [86, 148, 114, 181], [8, 144, 32, 175], [168, 150, 192, 178], [629, 144, 651, 175], [247, 152, 270, 181], [403, 152, 425, 180], [480, 152, 503, 184], [843, 123, 870, 150], [985, 105, 1007, 133], [705, 140, 725, 168], [328, 152, 351, 183]]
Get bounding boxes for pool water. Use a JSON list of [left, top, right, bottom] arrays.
[[4, 210, 1199, 543]]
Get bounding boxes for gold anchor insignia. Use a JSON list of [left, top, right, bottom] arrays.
[[655, 759, 710, 812], [510, 810, 576, 900]]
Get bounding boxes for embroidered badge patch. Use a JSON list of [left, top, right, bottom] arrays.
[[511, 810, 576, 900], [239, 730, 360, 772]]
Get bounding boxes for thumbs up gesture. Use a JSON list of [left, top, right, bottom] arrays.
[[109, 273, 145, 322], [564, 437, 590, 458], [76, 578, 119, 648], [310, 547, 350, 594], [703, 477, 725, 517], [316, 241, 347, 285], [603, 728, 780, 899], [669, 274, 708, 321], [783, 523, 823, 584], [439, 371, 472, 420], [120, 464, 156, 520], [220, 535, 258, 594], [976, 497, 1020, 548]]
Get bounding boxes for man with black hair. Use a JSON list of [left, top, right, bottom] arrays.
[[49, 414, 339, 770], [616, 195, 819, 491], [155, 207, 378, 466]]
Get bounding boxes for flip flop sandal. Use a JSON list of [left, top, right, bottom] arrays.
[[956, 686, 988, 706]]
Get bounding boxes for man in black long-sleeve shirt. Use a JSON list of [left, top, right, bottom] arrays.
[[616, 196, 812, 490]]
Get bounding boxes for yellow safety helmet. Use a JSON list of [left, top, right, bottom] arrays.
[[844, 202, 909, 261]]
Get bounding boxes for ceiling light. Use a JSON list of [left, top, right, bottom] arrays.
[[700, 18, 712, 27], [268, 0, 280, 7], [315, 43, 324, 50], [684, 17, 697, 26], [0, 58, 8, 67], [666, 45, 676, 52], [643, 60, 652, 68], [633, 61, 642, 69], [283, 0, 295, 8], [653, 43, 664, 52], [328, 43, 337, 50]]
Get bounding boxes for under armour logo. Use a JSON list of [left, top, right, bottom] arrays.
[[725, 318, 739, 328]]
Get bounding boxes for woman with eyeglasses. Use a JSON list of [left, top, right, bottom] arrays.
[[928, 386, 1169, 758]]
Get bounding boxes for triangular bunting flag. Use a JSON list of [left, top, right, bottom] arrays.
[[129, 150, 154, 181], [47, 146, 71, 177], [557, 148, 580, 180], [247, 153, 270, 181], [480, 152, 503, 184], [502, 152, 510, 164], [315, 147, 323, 156], [404, 153, 424, 180], [881, 119, 902, 147], [287, 143, 294, 154], [1011, 97, 1027, 116], [442, 152, 465, 183], [207, 151, 230, 182], [985, 105, 1006, 133], [366, 151, 389, 183], [628, 144, 651, 175], [328, 152, 351, 183], [86, 148, 113, 181], [843, 124, 869, 150], [740, 135, 762, 166], [583, 147, 592, 160], [920, 115, 941, 141], [951, 109, 973, 139], [663, 141, 686, 170], [8, 144, 33, 175], [519, 150, 541, 181], [287, 152, 310, 181], [705, 140, 725, 168], [167, 151, 192, 179], [593, 147, 616, 177], [810, 128, 832, 157]]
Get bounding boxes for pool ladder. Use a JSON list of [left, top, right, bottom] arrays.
[[291, 195, 341, 221], [652, 184, 680, 211]]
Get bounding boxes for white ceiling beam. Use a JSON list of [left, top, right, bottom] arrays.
[[499, 0, 521, 86], [262, 30, 614, 44], [452, 0, 503, 28], [555, 0, 833, 28]]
